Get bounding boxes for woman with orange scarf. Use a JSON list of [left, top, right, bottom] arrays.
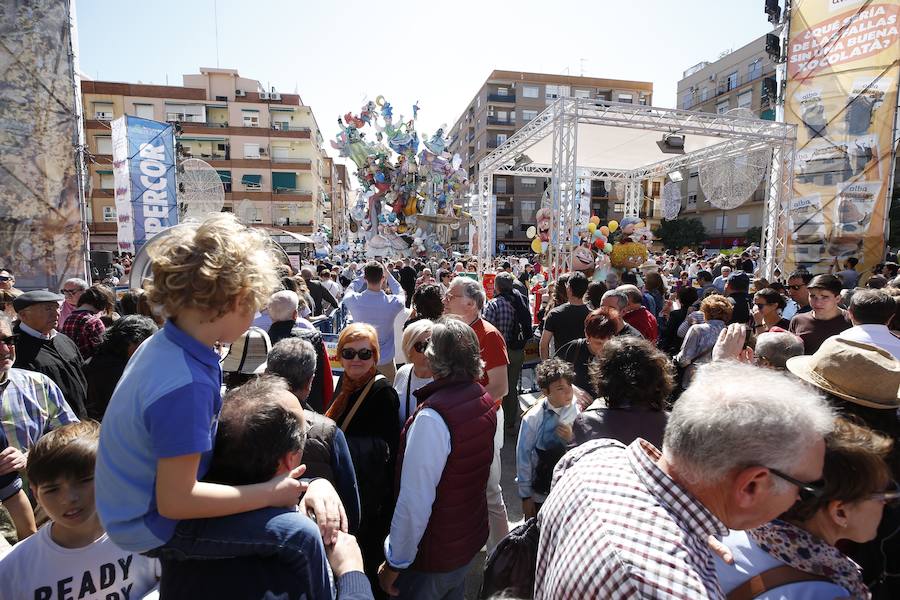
[[327, 323, 400, 598]]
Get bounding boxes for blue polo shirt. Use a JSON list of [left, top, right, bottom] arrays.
[[96, 320, 222, 553]]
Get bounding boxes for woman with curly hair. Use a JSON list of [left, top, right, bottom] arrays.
[[571, 336, 673, 448], [675, 294, 733, 386]]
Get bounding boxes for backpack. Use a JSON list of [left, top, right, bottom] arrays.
[[479, 517, 540, 599], [503, 291, 534, 351]]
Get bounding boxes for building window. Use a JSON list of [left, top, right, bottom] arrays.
[[737, 90, 753, 110], [726, 72, 738, 91], [687, 194, 697, 210], [748, 59, 762, 81], [736, 213, 750, 229], [522, 109, 538, 121], [574, 89, 591, 99], [242, 110, 260, 127], [715, 215, 728, 230], [103, 205, 117, 222], [165, 104, 204, 122], [95, 136, 112, 155], [617, 93, 634, 103], [241, 174, 262, 190], [545, 84, 570, 100], [682, 92, 692, 110], [521, 177, 537, 190], [496, 87, 509, 96], [651, 181, 661, 197], [243, 143, 261, 159], [520, 199, 536, 220], [495, 178, 507, 194], [496, 134, 507, 146], [716, 101, 729, 114], [700, 88, 709, 101], [99, 172, 114, 189], [93, 102, 114, 120], [496, 110, 507, 121], [134, 104, 154, 119], [522, 85, 539, 98]]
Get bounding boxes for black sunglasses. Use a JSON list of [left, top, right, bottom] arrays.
[[768, 466, 826, 500], [413, 339, 430, 353], [341, 348, 374, 361], [787, 284, 806, 290], [0, 276, 11, 282], [0, 334, 19, 347]]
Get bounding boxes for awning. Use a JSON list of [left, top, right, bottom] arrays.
[[270, 107, 296, 112], [216, 170, 231, 183], [272, 172, 297, 191], [241, 174, 262, 185], [96, 170, 113, 175], [206, 104, 228, 109], [241, 108, 260, 113]]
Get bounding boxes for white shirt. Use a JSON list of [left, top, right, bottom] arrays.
[[838, 325, 900, 360], [0, 524, 159, 600], [19, 321, 55, 340], [383, 408, 451, 569], [321, 278, 343, 301], [393, 363, 434, 426]]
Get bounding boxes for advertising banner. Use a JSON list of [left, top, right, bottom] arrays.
[[784, 0, 899, 276], [111, 116, 177, 254]]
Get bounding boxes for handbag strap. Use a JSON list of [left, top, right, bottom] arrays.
[[340, 375, 384, 433], [726, 564, 831, 600]]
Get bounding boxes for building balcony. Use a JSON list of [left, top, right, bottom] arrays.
[[683, 68, 776, 110], [488, 93, 516, 103], [271, 156, 312, 166], [496, 207, 514, 216], [486, 116, 515, 127], [90, 188, 114, 198], [88, 222, 117, 233], [272, 124, 311, 133], [274, 189, 314, 200], [487, 139, 503, 148]]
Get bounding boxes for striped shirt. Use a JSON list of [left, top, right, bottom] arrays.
[[535, 438, 728, 599], [0, 368, 78, 453]]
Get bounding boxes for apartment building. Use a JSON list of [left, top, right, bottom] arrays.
[[448, 70, 653, 252], [675, 34, 778, 246], [82, 67, 329, 250]]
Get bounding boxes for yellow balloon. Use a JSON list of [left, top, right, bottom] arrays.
[[608, 220, 619, 233], [587, 223, 597, 234], [531, 237, 543, 253], [589, 216, 600, 225]]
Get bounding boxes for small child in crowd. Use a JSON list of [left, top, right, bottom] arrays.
[[0, 421, 159, 599], [515, 358, 580, 520], [94, 215, 308, 567]]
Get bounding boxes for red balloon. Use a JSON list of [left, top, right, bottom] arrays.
[[594, 238, 604, 249]]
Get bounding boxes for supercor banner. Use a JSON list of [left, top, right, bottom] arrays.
[[111, 116, 177, 254], [784, 0, 899, 276]]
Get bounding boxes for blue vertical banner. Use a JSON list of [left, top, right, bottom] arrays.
[[113, 116, 177, 253]]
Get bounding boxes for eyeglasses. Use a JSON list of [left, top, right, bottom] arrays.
[[0, 334, 19, 347], [768, 466, 826, 500], [340, 348, 374, 361], [413, 339, 430, 353], [60, 288, 80, 296], [754, 303, 769, 308], [867, 480, 900, 505], [787, 284, 806, 291], [444, 291, 463, 301]]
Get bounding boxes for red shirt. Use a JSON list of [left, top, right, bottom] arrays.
[[470, 317, 509, 390], [623, 307, 659, 342]]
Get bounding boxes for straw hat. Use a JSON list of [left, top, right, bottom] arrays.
[[639, 259, 659, 272], [786, 337, 900, 409], [221, 327, 271, 375]]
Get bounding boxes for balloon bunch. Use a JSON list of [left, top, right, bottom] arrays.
[[570, 214, 654, 276], [331, 96, 470, 257]]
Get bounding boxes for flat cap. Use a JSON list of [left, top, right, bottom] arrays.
[[12, 290, 64, 312]]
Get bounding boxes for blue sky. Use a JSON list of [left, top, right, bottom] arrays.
[[74, 0, 773, 166]]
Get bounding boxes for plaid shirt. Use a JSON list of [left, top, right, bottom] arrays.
[[535, 438, 729, 599], [60, 309, 105, 358], [483, 296, 517, 342], [0, 368, 78, 453]]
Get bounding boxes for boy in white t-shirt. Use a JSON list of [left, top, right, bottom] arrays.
[[0, 421, 158, 599]]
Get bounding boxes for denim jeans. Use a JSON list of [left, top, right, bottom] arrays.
[[395, 559, 472, 600], [147, 507, 333, 599]]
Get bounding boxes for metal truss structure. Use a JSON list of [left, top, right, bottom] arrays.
[[476, 97, 798, 279]]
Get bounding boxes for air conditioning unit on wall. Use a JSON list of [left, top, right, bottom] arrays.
[[235, 89, 246, 97]]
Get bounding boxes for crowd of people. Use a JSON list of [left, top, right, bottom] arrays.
[[0, 218, 898, 599]]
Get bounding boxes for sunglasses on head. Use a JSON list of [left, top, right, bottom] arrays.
[[413, 339, 430, 353], [0, 334, 19, 347], [341, 348, 374, 361], [868, 480, 900, 506], [60, 288, 79, 295], [0, 276, 11, 282]]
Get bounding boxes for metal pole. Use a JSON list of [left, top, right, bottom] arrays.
[[68, 0, 90, 282]]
